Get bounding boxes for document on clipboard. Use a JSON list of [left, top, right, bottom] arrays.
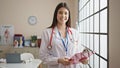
[[69, 49, 95, 64]]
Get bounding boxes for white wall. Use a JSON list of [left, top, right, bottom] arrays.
[[0, 0, 76, 39]]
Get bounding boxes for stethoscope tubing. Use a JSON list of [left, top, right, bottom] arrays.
[[47, 27, 73, 50]]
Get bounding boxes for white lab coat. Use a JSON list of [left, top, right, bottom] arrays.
[[39, 27, 84, 68]]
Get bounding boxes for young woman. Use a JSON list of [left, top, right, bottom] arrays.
[[39, 2, 88, 68]]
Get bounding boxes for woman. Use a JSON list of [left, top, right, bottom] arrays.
[[39, 2, 88, 68]]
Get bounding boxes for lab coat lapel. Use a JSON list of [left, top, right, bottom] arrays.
[[54, 27, 61, 39]]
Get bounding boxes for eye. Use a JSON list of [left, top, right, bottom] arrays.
[[58, 11, 63, 14], [65, 12, 68, 15]]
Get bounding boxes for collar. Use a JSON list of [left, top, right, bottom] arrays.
[[53, 26, 61, 40], [53, 26, 72, 39]]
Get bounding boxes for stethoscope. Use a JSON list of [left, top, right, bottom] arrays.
[[47, 27, 73, 51]]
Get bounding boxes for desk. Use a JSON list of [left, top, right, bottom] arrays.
[[0, 59, 42, 68]]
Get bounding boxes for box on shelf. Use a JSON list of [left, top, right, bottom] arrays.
[[13, 34, 24, 48]]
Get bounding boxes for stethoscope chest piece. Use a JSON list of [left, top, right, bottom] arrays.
[[47, 45, 52, 50]]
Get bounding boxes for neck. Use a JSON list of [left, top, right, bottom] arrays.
[[57, 24, 67, 38], [57, 24, 66, 30], [57, 24, 66, 31]]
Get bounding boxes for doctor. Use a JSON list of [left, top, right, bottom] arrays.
[[39, 2, 88, 68]]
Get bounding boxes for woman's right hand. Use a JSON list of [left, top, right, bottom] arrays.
[[80, 59, 88, 64], [58, 58, 71, 66]]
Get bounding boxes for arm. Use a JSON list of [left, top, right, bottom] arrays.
[[77, 32, 89, 64], [69, 29, 89, 64], [39, 30, 59, 65]]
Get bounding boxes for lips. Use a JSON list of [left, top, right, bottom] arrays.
[[60, 17, 67, 22]]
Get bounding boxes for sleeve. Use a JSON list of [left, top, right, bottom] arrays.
[[39, 29, 59, 65], [75, 30, 84, 53]]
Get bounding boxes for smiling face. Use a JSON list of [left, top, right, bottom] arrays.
[[57, 7, 69, 26], [49, 2, 71, 28]]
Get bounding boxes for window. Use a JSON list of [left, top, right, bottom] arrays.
[[78, 0, 109, 68]]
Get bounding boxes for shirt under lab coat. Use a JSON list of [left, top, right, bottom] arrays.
[[39, 27, 84, 68]]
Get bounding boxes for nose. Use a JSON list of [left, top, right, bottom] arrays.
[[61, 13, 66, 18]]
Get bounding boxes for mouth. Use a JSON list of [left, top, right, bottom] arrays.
[[60, 18, 67, 21]]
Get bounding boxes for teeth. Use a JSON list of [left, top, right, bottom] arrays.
[[61, 18, 66, 20]]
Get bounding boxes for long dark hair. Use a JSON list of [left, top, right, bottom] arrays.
[[49, 2, 71, 28]]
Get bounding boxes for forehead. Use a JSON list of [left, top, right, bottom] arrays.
[[58, 7, 69, 12]]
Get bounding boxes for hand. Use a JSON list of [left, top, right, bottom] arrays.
[[83, 48, 89, 53], [80, 59, 88, 64], [58, 58, 71, 66]]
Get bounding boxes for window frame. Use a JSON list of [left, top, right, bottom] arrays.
[[78, 0, 109, 68]]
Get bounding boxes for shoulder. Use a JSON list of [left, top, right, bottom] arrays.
[[69, 28, 80, 39], [69, 28, 77, 31], [42, 28, 52, 33], [69, 28, 79, 34], [41, 28, 52, 37]]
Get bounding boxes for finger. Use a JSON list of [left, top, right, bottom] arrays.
[[81, 60, 88, 64], [64, 61, 70, 65]]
